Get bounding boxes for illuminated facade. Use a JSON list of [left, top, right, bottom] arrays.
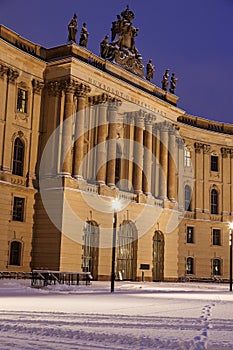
[[0, 21, 233, 281]]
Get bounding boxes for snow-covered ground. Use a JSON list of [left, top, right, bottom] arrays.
[[0, 280, 233, 349]]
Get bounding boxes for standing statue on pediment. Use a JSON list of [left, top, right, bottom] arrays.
[[79, 22, 89, 47], [68, 13, 78, 42], [146, 59, 155, 81], [162, 69, 170, 91], [169, 73, 178, 94], [100, 35, 111, 58]]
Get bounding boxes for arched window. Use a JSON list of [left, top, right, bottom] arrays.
[[212, 258, 221, 276], [9, 241, 22, 266], [186, 257, 194, 274], [184, 185, 192, 211], [12, 138, 24, 176], [211, 189, 218, 214]]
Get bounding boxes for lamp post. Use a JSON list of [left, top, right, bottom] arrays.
[[229, 222, 233, 292], [111, 199, 120, 293], [111, 209, 117, 293]]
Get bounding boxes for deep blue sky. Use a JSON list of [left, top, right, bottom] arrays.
[[1, 0, 232, 124]]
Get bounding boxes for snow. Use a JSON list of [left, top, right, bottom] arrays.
[[0, 280, 233, 349]]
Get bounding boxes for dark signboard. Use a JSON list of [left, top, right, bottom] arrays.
[[140, 264, 150, 270]]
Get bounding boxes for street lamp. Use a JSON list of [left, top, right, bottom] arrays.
[[111, 199, 121, 293], [229, 222, 233, 291]]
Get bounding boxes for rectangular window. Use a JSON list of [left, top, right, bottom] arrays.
[[17, 88, 27, 113], [213, 259, 221, 276], [12, 197, 25, 222], [184, 149, 191, 167], [211, 155, 218, 172], [186, 226, 194, 243], [213, 229, 221, 245]]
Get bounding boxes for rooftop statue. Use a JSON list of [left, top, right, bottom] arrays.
[[79, 22, 89, 47], [161, 69, 170, 91], [68, 13, 78, 43], [99, 5, 144, 76], [146, 59, 155, 81], [169, 73, 178, 94]]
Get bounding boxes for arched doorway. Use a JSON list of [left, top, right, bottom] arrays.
[[152, 230, 164, 281], [82, 221, 99, 280], [116, 220, 137, 280]]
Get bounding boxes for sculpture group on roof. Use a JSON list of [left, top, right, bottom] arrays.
[[99, 5, 144, 76], [67, 7, 178, 94]]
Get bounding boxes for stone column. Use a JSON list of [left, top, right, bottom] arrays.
[[106, 100, 121, 187], [168, 128, 177, 201], [159, 122, 169, 199], [73, 83, 90, 179], [221, 148, 231, 216], [132, 111, 144, 194], [41, 81, 62, 177], [152, 124, 160, 198], [143, 116, 153, 195], [203, 144, 211, 213], [96, 94, 109, 184], [230, 150, 233, 217], [1, 67, 19, 172], [87, 96, 97, 182], [60, 79, 76, 176], [27, 79, 44, 184], [177, 137, 184, 210], [0, 65, 9, 171], [194, 142, 203, 213]]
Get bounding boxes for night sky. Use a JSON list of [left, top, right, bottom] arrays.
[[0, 0, 232, 124]]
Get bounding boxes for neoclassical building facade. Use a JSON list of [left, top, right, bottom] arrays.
[[0, 15, 233, 281]]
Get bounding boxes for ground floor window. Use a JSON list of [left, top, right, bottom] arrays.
[[9, 241, 22, 266], [186, 257, 194, 274], [212, 258, 221, 276]]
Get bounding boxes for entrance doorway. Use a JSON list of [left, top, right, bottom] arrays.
[[82, 221, 99, 280], [116, 220, 137, 280], [152, 230, 164, 281]]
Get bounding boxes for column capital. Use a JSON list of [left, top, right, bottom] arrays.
[[0, 64, 8, 79], [46, 80, 62, 97], [75, 82, 91, 97], [32, 79, 44, 95], [144, 114, 155, 127], [61, 78, 78, 94], [108, 98, 122, 111], [221, 147, 233, 158], [158, 120, 171, 132], [7, 67, 19, 83], [176, 137, 184, 149], [134, 110, 145, 126], [194, 142, 203, 153], [203, 143, 211, 154], [89, 93, 110, 106]]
